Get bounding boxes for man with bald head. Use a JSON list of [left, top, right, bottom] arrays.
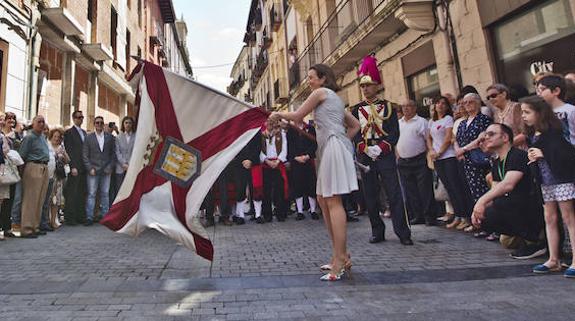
[[397, 100, 437, 226], [18, 115, 50, 238]]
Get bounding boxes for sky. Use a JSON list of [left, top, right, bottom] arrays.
[[172, 0, 252, 92]]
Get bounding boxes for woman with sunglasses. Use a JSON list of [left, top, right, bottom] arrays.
[[486, 84, 526, 148]]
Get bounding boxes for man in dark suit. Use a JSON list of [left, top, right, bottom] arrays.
[[83, 116, 116, 225], [64, 110, 87, 225]]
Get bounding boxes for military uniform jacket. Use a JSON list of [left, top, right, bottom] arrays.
[[352, 99, 400, 169]]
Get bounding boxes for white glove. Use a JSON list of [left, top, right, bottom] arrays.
[[366, 145, 383, 159]]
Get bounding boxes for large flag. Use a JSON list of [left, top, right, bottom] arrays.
[[100, 62, 268, 261]]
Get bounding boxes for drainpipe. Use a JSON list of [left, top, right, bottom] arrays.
[[440, 0, 463, 89], [25, 2, 41, 119]]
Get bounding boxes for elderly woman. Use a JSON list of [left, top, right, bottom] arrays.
[[40, 127, 69, 230], [486, 84, 525, 147], [453, 93, 492, 230]]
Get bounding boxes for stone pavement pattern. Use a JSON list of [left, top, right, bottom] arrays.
[[1, 216, 574, 320]]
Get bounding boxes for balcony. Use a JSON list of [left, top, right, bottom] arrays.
[[271, 5, 282, 32], [228, 76, 246, 97], [252, 49, 269, 83], [82, 43, 113, 61], [274, 79, 288, 105], [254, 6, 263, 31], [41, 7, 83, 37], [150, 23, 165, 47], [289, 61, 300, 91], [290, 0, 412, 91]]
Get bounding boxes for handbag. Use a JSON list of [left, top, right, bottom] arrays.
[[7, 150, 24, 166], [0, 158, 21, 185], [55, 158, 67, 179], [468, 148, 491, 169]]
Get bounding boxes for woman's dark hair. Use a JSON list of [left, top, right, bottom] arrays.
[[519, 95, 562, 137], [4, 112, 16, 129], [309, 64, 339, 92], [120, 116, 136, 132], [432, 96, 452, 121]]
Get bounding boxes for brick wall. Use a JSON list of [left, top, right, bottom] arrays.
[[73, 65, 89, 118], [37, 42, 63, 126], [96, 81, 121, 126]]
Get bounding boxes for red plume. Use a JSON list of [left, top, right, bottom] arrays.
[[357, 55, 381, 84]]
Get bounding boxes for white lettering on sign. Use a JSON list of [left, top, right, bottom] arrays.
[[422, 97, 434, 107], [530, 61, 554, 76]]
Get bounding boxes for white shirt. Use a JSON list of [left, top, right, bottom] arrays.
[[47, 142, 56, 179], [429, 116, 456, 160], [74, 125, 85, 142], [95, 131, 105, 152], [397, 115, 428, 158], [125, 133, 132, 145], [553, 103, 575, 145], [260, 130, 288, 163]]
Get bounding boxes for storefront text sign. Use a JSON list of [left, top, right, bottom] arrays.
[[530, 60, 554, 76]]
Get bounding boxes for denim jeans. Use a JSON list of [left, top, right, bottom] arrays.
[[10, 181, 22, 225], [40, 179, 55, 229], [86, 173, 111, 221]]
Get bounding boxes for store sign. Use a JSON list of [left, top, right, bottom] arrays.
[[529, 60, 555, 76], [497, 33, 575, 91]]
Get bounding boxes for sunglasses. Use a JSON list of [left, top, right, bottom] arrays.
[[74, 116, 84, 119], [484, 131, 499, 137], [486, 93, 499, 100], [95, 121, 104, 125]]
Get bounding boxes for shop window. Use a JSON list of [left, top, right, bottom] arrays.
[[494, 0, 574, 60], [407, 66, 440, 118], [111, 7, 118, 61], [493, 0, 575, 91]]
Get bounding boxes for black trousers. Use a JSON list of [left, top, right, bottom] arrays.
[[205, 168, 232, 220], [398, 153, 437, 222], [482, 196, 544, 243], [263, 168, 287, 220], [434, 157, 474, 218], [0, 184, 15, 231], [232, 163, 251, 202], [361, 160, 411, 240], [289, 161, 316, 198], [64, 173, 87, 224]]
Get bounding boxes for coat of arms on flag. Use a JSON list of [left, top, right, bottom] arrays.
[[100, 61, 268, 261]]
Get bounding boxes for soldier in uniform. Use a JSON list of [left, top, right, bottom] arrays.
[[352, 55, 413, 245]]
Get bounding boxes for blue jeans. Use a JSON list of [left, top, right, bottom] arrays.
[[86, 173, 111, 221], [40, 179, 55, 229], [10, 181, 22, 224]]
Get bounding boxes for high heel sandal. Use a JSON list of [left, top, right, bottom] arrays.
[[320, 254, 352, 272], [320, 260, 352, 281]]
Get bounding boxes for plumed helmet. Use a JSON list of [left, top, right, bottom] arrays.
[[357, 54, 381, 86]]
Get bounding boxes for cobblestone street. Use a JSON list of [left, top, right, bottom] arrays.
[[1, 215, 574, 321]]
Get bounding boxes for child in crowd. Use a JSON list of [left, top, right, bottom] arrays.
[[521, 95, 575, 278]]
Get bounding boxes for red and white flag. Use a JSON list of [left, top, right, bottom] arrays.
[[100, 62, 268, 261]]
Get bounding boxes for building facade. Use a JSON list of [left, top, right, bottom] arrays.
[[0, 0, 193, 129], [231, 0, 575, 114]]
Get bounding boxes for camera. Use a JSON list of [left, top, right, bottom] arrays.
[[108, 122, 116, 129]]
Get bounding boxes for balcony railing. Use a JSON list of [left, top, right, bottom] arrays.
[[290, 0, 389, 90], [252, 49, 269, 83]]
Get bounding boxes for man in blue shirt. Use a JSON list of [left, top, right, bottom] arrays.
[[19, 115, 50, 238]]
